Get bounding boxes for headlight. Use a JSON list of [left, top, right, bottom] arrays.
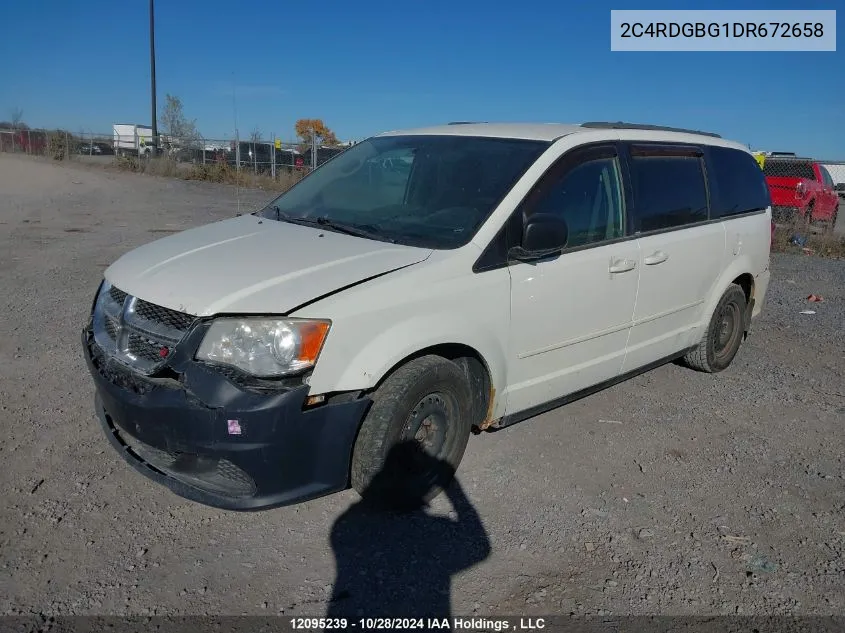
[[196, 317, 330, 377]]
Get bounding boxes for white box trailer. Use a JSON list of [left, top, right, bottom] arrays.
[[113, 123, 154, 157], [821, 162, 845, 186], [821, 162, 845, 198]]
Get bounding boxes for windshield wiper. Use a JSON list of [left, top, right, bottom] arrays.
[[298, 216, 395, 243], [266, 207, 395, 243], [270, 205, 290, 221]]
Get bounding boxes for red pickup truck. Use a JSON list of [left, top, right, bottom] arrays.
[[763, 157, 839, 226]]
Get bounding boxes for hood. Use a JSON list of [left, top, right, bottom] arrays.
[[104, 214, 432, 316]]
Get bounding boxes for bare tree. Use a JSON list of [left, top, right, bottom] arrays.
[[158, 94, 200, 151], [10, 107, 26, 130]]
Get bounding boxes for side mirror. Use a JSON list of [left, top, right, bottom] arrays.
[[509, 213, 568, 261]]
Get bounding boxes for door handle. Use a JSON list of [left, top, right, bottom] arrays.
[[644, 251, 669, 265], [609, 258, 636, 274]]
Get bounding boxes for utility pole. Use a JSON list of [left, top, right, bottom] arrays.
[[149, 0, 158, 153]]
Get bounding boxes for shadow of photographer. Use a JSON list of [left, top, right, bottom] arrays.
[[326, 440, 491, 627]]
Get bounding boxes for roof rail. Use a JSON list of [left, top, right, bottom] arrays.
[[580, 121, 722, 139]]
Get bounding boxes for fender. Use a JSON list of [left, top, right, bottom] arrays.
[[693, 254, 758, 342], [306, 311, 510, 419]]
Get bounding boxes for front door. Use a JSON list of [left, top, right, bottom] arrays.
[[506, 143, 640, 416]]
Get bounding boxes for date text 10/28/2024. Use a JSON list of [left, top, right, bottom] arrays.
[[290, 617, 547, 631]]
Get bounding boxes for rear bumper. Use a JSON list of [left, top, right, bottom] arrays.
[[83, 327, 371, 511]]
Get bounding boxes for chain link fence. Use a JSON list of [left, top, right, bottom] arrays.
[[3, 128, 842, 216], [755, 153, 844, 227], [0, 127, 353, 189]]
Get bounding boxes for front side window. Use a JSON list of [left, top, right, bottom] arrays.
[[528, 156, 625, 248], [630, 155, 708, 232], [260, 135, 550, 249], [819, 165, 834, 188]]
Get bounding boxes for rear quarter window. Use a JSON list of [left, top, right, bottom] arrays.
[[708, 146, 771, 218], [629, 154, 708, 232], [819, 165, 835, 188]]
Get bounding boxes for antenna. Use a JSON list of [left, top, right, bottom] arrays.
[[149, 0, 158, 152]]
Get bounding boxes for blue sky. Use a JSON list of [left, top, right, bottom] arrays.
[[1, 0, 842, 158]]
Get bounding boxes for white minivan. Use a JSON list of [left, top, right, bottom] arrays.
[[82, 122, 772, 510]]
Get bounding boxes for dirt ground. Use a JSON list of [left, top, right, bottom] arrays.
[[1, 153, 843, 618]]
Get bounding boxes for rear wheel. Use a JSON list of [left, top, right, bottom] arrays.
[[682, 283, 747, 373], [350, 355, 473, 509]]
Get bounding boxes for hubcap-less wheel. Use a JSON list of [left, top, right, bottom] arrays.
[[714, 302, 741, 364], [350, 355, 474, 507], [405, 394, 449, 456], [394, 392, 457, 494], [681, 283, 747, 374]]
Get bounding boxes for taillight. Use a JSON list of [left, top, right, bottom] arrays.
[[795, 181, 806, 199]]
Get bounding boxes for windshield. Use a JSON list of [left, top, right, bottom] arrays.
[[259, 134, 550, 249]]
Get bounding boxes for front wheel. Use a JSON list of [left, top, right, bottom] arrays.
[[682, 283, 747, 373], [350, 355, 474, 509]]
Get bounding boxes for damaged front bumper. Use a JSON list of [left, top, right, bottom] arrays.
[[81, 324, 371, 511]]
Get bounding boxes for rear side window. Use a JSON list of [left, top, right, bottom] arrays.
[[763, 159, 816, 180], [819, 165, 834, 188], [708, 146, 771, 218], [629, 154, 708, 232]]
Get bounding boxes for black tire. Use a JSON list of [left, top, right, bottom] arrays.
[[682, 283, 747, 373], [350, 355, 474, 509]]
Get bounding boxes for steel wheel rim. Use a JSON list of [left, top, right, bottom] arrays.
[[714, 301, 741, 361], [390, 392, 456, 492]]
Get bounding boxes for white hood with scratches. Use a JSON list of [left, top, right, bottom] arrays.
[[104, 215, 432, 316]]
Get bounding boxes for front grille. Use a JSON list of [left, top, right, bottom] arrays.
[[104, 315, 119, 340], [108, 285, 127, 305], [134, 299, 195, 331], [92, 281, 196, 374], [127, 332, 167, 362]]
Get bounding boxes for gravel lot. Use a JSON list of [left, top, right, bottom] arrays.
[[1, 153, 843, 618]]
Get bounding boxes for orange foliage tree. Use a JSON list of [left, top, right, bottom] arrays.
[[294, 118, 339, 153]]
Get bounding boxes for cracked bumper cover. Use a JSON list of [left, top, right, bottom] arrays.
[[82, 324, 371, 511]]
